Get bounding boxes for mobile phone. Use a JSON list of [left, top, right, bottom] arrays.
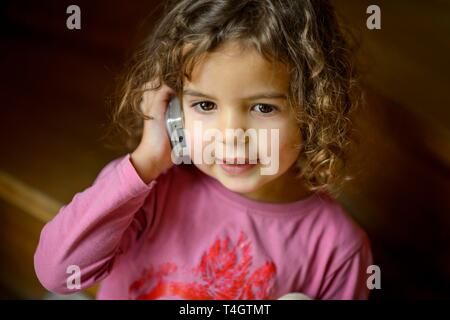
[[165, 96, 188, 164]]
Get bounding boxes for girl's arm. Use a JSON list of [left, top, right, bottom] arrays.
[[33, 154, 156, 294], [317, 233, 374, 300], [34, 81, 176, 295]]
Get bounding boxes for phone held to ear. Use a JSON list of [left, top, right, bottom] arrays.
[[165, 96, 188, 164]]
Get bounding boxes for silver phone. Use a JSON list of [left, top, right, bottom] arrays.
[[165, 96, 188, 163]]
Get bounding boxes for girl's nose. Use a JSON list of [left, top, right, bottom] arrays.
[[219, 107, 248, 143]]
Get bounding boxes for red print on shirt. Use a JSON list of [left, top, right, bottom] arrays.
[[128, 231, 276, 299]]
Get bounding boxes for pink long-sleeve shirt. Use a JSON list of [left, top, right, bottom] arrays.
[[34, 154, 373, 300]]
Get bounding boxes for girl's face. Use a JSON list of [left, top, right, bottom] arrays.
[[182, 41, 304, 201]]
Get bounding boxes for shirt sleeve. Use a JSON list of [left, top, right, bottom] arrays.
[[34, 153, 157, 294], [317, 233, 374, 300]]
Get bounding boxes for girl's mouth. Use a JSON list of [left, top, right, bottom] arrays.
[[216, 158, 258, 175]]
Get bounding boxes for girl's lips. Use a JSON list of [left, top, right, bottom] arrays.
[[218, 163, 257, 175]]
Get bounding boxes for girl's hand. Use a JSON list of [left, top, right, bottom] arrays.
[[130, 81, 176, 184]]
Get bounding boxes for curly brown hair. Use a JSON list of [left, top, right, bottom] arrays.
[[109, 0, 363, 193]]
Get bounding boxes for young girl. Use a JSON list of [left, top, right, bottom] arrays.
[[34, 0, 373, 300]]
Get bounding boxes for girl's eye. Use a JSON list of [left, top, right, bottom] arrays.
[[252, 103, 277, 114], [190, 101, 278, 115], [191, 101, 216, 113]]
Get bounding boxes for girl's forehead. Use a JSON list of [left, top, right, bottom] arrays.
[[182, 40, 287, 70], [182, 41, 290, 88]]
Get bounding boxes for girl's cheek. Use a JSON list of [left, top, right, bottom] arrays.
[[266, 119, 299, 149], [183, 119, 215, 166], [276, 126, 302, 164], [182, 112, 198, 162]]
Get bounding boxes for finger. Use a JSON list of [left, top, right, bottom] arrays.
[[139, 80, 166, 111], [145, 85, 177, 119]]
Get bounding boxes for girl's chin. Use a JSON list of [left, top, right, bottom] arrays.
[[212, 167, 265, 194]]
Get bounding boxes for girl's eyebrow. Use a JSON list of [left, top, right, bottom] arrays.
[[183, 89, 287, 100]]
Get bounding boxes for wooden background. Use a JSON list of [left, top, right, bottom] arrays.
[[0, 0, 448, 299]]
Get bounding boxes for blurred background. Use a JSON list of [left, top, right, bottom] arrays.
[[0, 0, 449, 299]]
